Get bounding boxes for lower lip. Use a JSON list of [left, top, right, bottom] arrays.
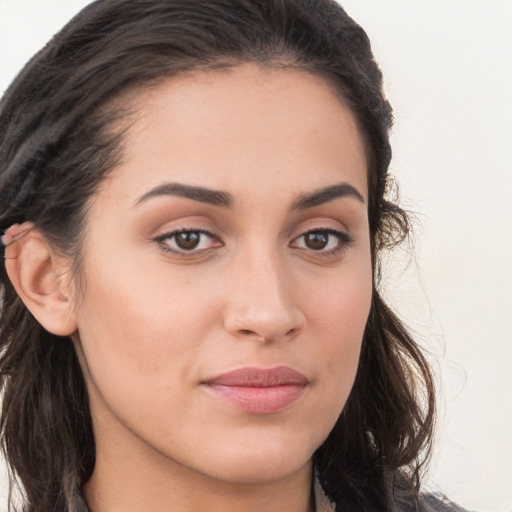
[[206, 384, 306, 414]]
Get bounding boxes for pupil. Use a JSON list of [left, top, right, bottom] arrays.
[[176, 232, 200, 249], [306, 232, 328, 250]]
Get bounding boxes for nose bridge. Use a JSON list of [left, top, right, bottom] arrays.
[[224, 241, 304, 342]]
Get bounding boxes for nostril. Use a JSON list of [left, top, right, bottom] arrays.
[[236, 327, 300, 343]]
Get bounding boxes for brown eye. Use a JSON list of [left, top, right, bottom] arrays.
[[291, 228, 355, 255], [175, 231, 201, 250], [304, 232, 329, 250], [155, 229, 221, 254]]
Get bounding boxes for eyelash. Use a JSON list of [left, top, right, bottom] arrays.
[[153, 227, 354, 258], [154, 229, 221, 256]]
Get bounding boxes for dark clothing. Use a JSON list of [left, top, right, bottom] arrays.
[[314, 477, 473, 511]]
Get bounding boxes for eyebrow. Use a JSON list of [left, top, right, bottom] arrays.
[[135, 183, 232, 207], [291, 182, 365, 210], [134, 181, 364, 210]]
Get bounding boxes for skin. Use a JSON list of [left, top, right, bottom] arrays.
[[64, 63, 373, 512]]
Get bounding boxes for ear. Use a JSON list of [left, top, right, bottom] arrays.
[[4, 223, 78, 336]]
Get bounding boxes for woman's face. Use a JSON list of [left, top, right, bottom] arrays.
[[74, 63, 372, 485]]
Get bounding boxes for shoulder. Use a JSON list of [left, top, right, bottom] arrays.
[[418, 493, 476, 512]]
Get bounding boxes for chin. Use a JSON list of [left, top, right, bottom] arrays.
[[206, 455, 311, 485], [186, 432, 317, 485]]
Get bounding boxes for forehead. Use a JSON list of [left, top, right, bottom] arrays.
[[101, 63, 368, 204]]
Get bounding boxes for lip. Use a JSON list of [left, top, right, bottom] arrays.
[[203, 366, 309, 414]]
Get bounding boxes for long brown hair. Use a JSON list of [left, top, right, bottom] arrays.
[[0, 1, 434, 510]]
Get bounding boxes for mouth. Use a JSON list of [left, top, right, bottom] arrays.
[[202, 366, 309, 414]]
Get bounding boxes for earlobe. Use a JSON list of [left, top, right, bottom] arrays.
[[4, 223, 78, 336]]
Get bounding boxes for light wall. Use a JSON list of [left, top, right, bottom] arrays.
[[1, 1, 511, 511]]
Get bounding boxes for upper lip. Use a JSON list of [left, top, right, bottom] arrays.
[[204, 366, 309, 387]]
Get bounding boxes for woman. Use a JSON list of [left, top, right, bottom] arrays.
[[0, 1, 467, 511]]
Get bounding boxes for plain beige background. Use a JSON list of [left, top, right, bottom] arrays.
[[1, 1, 511, 511]]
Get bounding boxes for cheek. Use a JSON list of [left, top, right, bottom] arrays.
[[73, 247, 229, 415], [292, 262, 371, 448], [73, 271, 214, 448], [309, 252, 373, 388], [73, 258, 188, 396]]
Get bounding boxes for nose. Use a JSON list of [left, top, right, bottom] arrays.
[[223, 249, 305, 344]]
